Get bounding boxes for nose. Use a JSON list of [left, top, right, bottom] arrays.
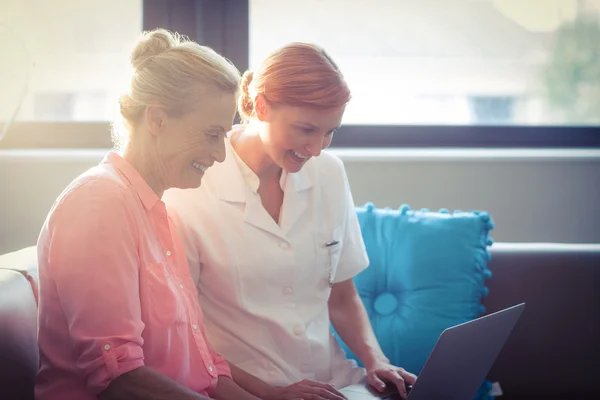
[[212, 135, 226, 163], [306, 136, 324, 157]]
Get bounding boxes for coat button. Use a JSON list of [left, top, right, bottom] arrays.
[[293, 325, 304, 336]]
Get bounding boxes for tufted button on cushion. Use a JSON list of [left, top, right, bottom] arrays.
[[373, 292, 399, 316]]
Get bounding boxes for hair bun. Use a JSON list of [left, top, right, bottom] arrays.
[[238, 70, 255, 120], [240, 71, 254, 94], [131, 29, 180, 70]]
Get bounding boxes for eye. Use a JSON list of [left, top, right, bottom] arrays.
[[296, 125, 315, 134]]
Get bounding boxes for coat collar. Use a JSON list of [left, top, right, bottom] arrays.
[[215, 135, 314, 203], [213, 134, 315, 237], [102, 151, 161, 211]]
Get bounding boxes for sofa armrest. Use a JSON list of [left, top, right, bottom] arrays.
[[483, 243, 600, 399], [0, 269, 38, 400], [0, 246, 38, 304]]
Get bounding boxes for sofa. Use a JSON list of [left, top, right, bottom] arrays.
[[482, 243, 600, 399], [1, 242, 599, 400]]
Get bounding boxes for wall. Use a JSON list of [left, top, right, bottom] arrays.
[[1, 149, 599, 254]]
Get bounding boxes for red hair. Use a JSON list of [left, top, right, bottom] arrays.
[[238, 42, 351, 121]]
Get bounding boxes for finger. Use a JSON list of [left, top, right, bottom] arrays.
[[288, 392, 308, 400], [370, 369, 407, 399], [303, 380, 347, 399], [300, 386, 347, 400], [379, 370, 407, 399], [367, 372, 387, 392], [399, 369, 417, 385]]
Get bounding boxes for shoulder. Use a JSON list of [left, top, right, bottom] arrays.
[[163, 184, 207, 214], [310, 150, 349, 191], [227, 124, 246, 138], [39, 166, 142, 254], [50, 165, 133, 222], [312, 149, 345, 172]]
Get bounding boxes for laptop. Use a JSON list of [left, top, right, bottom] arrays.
[[340, 303, 525, 400]]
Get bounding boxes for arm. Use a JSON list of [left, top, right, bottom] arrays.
[[46, 180, 208, 398], [328, 279, 388, 370], [211, 374, 261, 400], [328, 279, 416, 399], [327, 161, 386, 368], [227, 364, 273, 399], [99, 366, 211, 400], [228, 364, 347, 400], [197, 328, 259, 400], [327, 160, 414, 396]]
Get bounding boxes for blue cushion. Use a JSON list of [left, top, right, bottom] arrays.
[[335, 203, 495, 399]]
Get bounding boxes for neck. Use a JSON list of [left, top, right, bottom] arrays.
[[233, 126, 282, 182], [122, 139, 167, 198]]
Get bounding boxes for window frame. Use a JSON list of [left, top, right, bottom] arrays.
[[2, 122, 599, 149], [1, 0, 599, 149]]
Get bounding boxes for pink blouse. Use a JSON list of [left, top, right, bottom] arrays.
[[35, 152, 230, 399]]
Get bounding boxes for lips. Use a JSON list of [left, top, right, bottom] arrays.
[[290, 150, 309, 163], [192, 161, 208, 172]]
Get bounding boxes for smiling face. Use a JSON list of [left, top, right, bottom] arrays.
[[152, 90, 237, 190], [256, 97, 345, 173]]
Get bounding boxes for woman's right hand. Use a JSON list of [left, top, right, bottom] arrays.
[[264, 379, 347, 400]]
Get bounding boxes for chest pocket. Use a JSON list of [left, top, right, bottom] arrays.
[[140, 261, 188, 326], [314, 224, 344, 301]]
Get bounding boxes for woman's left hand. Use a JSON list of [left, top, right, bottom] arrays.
[[365, 360, 417, 400]]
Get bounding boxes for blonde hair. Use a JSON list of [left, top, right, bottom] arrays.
[[114, 29, 240, 147], [238, 42, 351, 122]]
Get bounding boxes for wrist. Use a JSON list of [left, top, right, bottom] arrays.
[[261, 384, 280, 400], [363, 352, 390, 370]]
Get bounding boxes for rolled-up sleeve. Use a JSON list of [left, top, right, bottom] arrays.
[[199, 326, 231, 379], [212, 352, 232, 378], [46, 179, 145, 395]]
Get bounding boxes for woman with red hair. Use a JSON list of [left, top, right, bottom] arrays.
[[164, 43, 416, 400]]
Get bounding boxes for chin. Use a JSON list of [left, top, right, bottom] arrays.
[[278, 158, 297, 173], [189, 179, 204, 189], [177, 177, 204, 190], [282, 155, 308, 173]]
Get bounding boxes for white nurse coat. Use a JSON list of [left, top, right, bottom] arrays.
[[163, 126, 370, 388]]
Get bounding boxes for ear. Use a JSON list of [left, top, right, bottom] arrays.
[[254, 94, 271, 122], [145, 106, 168, 137]]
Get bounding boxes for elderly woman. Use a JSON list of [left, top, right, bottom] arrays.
[[35, 29, 258, 400]]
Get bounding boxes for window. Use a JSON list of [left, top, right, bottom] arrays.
[[250, 0, 600, 127], [469, 96, 517, 124], [0, 0, 142, 123], [1, 0, 598, 148]]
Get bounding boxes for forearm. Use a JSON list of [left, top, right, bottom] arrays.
[[212, 375, 261, 400], [329, 290, 388, 369], [228, 364, 274, 399], [98, 366, 211, 400]]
